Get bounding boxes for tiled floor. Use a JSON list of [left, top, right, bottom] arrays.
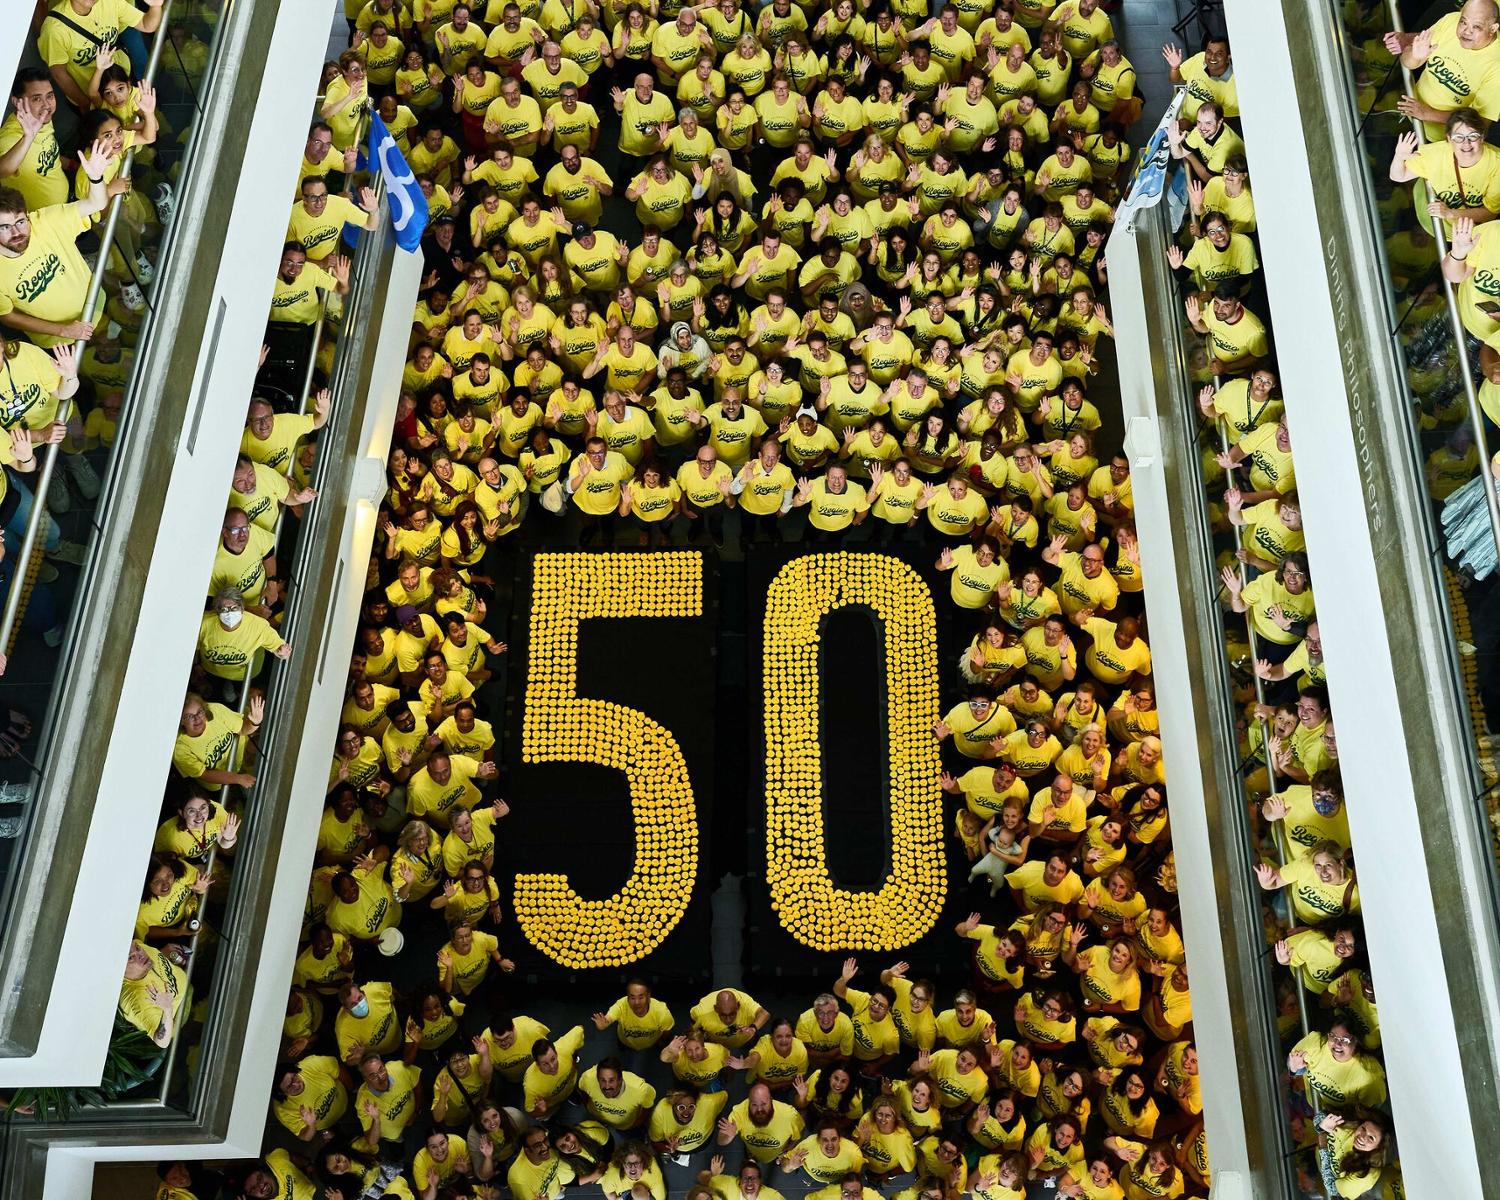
[[1116, 0, 1224, 139]]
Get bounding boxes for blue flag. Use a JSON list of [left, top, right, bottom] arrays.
[[364, 113, 428, 253]]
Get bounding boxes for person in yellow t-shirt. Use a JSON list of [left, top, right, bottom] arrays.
[[523, 1023, 587, 1115], [0, 159, 112, 346], [119, 939, 188, 1047], [198, 587, 290, 681], [1184, 287, 1268, 375], [1, 73, 70, 212], [39, 0, 161, 105], [354, 1051, 424, 1154], [648, 1088, 729, 1155], [287, 178, 378, 263], [690, 987, 771, 1048], [660, 1030, 730, 1089], [676, 445, 737, 539], [1006, 854, 1084, 913], [725, 1084, 806, 1164], [1223, 551, 1314, 647], [272, 1054, 350, 1140], [926, 473, 990, 536], [734, 1018, 809, 1089], [793, 463, 869, 535], [878, 965, 937, 1050], [615, 73, 676, 157], [579, 1059, 658, 1130], [914, 1044, 989, 1111], [735, 438, 798, 529], [933, 691, 1016, 759], [485, 1011, 552, 1082], [568, 437, 635, 538], [172, 692, 258, 791], [593, 980, 676, 1051], [1043, 538, 1119, 616], [1074, 613, 1150, 686], [1395, 6, 1500, 135], [626, 157, 695, 229], [785, 1122, 865, 1184]]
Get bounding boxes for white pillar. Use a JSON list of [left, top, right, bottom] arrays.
[[1226, 2, 1497, 1193]]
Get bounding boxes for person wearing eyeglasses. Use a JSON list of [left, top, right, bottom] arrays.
[[287, 176, 379, 264], [0, 139, 113, 347]]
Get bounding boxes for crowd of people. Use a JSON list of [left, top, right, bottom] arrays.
[[181, 0, 1233, 1193], [0, 0, 1386, 1196], [0, 4, 215, 659], [1168, 7, 1438, 1198]]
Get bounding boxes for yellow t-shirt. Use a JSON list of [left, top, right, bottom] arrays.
[[0, 202, 94, 346], [729, 1099, 806, 1162], [804, 476, 869, 531], [1414, 11, 1500, 121], [523, 1024, 587, 1111], [356, 1061, 424, 1143], [568, 450, 633, 514], [649, 1089, 728, 1152], [0, 115, 67, 210], [37, 0, 141, 91], [676, 459, 735, 508], [286, 194, 370, 262]]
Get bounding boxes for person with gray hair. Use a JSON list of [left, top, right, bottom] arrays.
[[196, 586, 289, 699]]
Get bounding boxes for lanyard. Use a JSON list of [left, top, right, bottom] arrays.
[[1, 355, 25, 429]]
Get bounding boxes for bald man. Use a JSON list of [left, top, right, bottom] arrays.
[[1389, 0, 1500, 130], [689, 987, 771, 1049]]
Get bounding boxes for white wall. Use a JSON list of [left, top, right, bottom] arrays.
[[0, 13, 23, 93], [0, 0, 338, 1090], [1225, 1, 1487, 1194]]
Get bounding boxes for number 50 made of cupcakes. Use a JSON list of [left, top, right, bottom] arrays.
[[519, 551, 945, 969]]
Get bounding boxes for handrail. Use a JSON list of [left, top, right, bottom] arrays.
[[1380, 2, 1500, 562], [0, 0, 181, 655]]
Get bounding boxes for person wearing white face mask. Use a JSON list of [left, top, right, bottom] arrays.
[[196, 587, 290, 701], [334, 978, 403, 1065]]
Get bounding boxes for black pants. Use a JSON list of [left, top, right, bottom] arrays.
[[578, 510, 619, 546], [686, 502, 727, 544]]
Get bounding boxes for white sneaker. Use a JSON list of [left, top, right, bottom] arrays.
[[152, 183, 175, 226], [134, 251, 155, 285], [62, 454, 100, 501], [119, 283, 145, 313]]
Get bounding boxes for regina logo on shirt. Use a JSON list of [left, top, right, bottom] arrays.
[[1426, 55, 1469, 99], [302, 225, 342, 252], [36, 136, 60, 176], [1472, 267, 1500, 296], [0, 381, 42, 428], [363, 897, 391, 932], [15, 254, 63, 303], [271, 287, 313, 310]]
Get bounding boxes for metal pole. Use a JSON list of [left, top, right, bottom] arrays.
[[0, 0, 182, 654], [1382, 1, 1500, 564]]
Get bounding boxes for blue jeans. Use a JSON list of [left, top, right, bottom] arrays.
[[121, 29, 149, 79], [5, 477, 61, 554]]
